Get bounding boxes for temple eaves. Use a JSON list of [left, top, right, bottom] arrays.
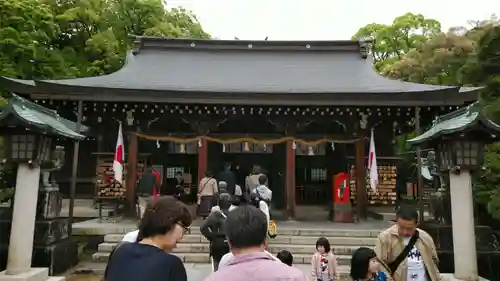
[[407, 102, 500, 146], [0, 36, 480, 106], [0, 94, 86, 140]]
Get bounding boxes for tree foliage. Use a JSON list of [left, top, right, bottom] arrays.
[[352, 13, 441, 72], [0, 0, 210, 80], [0, 0, 210, 202], [354, 14, 500, 218]]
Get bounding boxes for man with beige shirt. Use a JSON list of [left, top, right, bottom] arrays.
[[375, 205, 440, 281]]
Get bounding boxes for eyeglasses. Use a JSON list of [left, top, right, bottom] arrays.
[[177, 223, 190, 234]]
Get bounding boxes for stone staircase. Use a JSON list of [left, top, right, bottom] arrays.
[[92, 226, 379, 276]]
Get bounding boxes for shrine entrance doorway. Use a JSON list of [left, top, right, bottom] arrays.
[[207, 141, 287, 209]]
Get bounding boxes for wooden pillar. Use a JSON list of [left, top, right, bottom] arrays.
[[414, 106, 425, 222], [355, 137, 368, 220], [197, 138, 208, 189], [125, 132, 138, 216], [285, 140, 296, 220]]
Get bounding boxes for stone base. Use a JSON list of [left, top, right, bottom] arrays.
[[0, 239, 78, 275], [0, 219, 70, 245], [0, 268, 54, 281], [333, 211, 355, 222], [440, 273, 489, 281], [32, 239, 78, 275]]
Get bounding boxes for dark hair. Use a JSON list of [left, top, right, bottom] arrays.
[[316, 237, 331, 253], [205, 170, 213, 177], [225, 205, 267, 249], [231, 195, 241, 206], [276, 250, 293, 266], [258, 174, 268, 185], [396, 205, 419, 222], [350, 247, 377, 280], [138, 196, 192, 238]]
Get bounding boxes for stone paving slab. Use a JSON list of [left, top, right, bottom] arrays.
[[104, 233, 377, 245], [98, 242, 373, 255], [92, 251, 353, 265], [72, 262, 352, 279], [73, 218, 389, 236]]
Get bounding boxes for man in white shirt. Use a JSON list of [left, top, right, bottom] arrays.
[[375, 205, 440, 281]]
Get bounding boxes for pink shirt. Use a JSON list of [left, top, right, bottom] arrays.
[[204, 252, 307, 281]]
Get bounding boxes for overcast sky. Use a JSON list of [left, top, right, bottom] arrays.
[[166, 0, 498, 40]]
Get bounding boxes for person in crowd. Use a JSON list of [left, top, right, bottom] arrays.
[[204, 205, 307, 281], [277, 250, 293, 266], [375, 205, 440, 281], [136, 165, 160, 217], [245, 165, 264, 194], [218, 181, 228, 194], [104, 196, 192, 281], [251, 174, 272, 226], [201, 192, 232, 271], [174, 171, 185, 201], [311, 237, 338, 281], [197, 170, 218, 219], [217, 163, 236, 195], [350, 247, 391, 281]]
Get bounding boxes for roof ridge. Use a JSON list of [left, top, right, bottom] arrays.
[[133, 35, 365, 55], [433, 102, 479, 124], [9, 93, 61, 119]]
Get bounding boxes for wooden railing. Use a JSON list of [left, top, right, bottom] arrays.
[[296, 184, 329, 205]]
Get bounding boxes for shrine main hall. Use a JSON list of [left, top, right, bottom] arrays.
[[0, 36, 479, 220]]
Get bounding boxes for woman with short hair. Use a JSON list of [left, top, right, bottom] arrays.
[[104, 196, 192, 281]]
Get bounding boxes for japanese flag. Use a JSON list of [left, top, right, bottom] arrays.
[[368, 129, 378, 193], [113, 123, 125, 184]]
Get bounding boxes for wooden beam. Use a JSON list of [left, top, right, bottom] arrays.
[[197, 139, 208, 189], [355, 137, 367, 220], [125, 132, 138, 216], [285, 140, 296, 219]]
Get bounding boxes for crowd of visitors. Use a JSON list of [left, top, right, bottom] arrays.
[[105, 162, 439, 281]]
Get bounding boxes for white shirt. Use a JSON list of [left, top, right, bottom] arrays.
[[404, 237, 428, 281], [122, 230, 139, 242]]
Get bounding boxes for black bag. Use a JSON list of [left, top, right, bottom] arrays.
[[388, 231, 419, 274]]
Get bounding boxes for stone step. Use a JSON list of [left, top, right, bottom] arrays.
[[98, 242, 373, 255], [101, 227, 380, 237], [92, 251, 352, 265], [104, 233, 377, 246]]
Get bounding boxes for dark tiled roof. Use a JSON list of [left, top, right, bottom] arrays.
[[0, 94, 86, 140], [0, 37, 479, 105], [407, 102, 500, 145]]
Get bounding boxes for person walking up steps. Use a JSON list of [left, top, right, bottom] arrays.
[[200, 192, 232, 272], [311, 237, 338, 281], [204, 205, 307, 281]]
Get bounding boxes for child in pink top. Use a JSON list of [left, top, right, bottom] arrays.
[[311, 237, 338, 281]]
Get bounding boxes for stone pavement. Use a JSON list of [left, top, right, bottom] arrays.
[[72, 262, 347, 281]]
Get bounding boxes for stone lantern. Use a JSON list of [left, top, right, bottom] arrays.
[[408, 102, 500, 281], [0, 94, 84, 281]]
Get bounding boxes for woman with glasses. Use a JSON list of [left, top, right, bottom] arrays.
[[104, 196, 191, 281]]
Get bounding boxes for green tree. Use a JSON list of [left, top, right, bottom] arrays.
[[1, 0, 210, 80], [383, 31, 476, 85], [381, 19, 500, 219], [352, 13, 441, 71], [0, 0, 68, 78]]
